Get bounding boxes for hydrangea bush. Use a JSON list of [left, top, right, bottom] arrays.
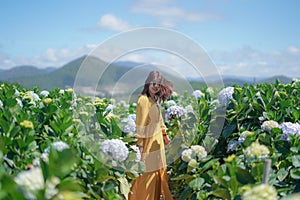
[[0, 79, 299, 199]]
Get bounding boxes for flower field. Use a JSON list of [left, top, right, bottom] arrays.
[[0, 79, 299, 200]]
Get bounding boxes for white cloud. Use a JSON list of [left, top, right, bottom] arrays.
[[287, 46, 300, 55], [132, 0, 221, 27], [210, 46, 300, 78], [98, 14, 132, 31], [1, 44, 299, 79], [0, 44, 97, 69]]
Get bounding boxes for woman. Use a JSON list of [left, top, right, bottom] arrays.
[[128, 71, 173, 200]]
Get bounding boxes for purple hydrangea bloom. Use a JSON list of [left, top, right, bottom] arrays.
[[165, 105, 186, 120], [218, 87, 234, 107]]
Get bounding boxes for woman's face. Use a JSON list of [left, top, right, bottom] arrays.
[[149, 82, 160, 96]]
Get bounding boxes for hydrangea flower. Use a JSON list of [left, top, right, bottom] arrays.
[[101, 139, 129, 162], [23, 91, 41, 102], [122, 114, 136, 133], [227, 140, 239, 152], [130, 145, 141, 162], [0, 99, 3, 108], [181, 145, 207, 162], [43, 98, 52, 104], [14, 89, 20, 96], [280, 122, 300, 141], [44, 141, 70, 154], [261, 120, 279, 132], [181, 148, 193, 162], [244, 142, 270, 161], [20, 120, 34, 129], [45, 176, 60, 199], [165, 105, 186, 120], [34, 141, 70, 166], [242, 184, 278, 200], [65, 88, 73, 93], [14, 167, 44, 199], [191, 145, 207, 161], [192, 90, 204, 98], [238, 131, 253, 144], [59, 89, 64, 94], [166, 100, 177, 107], [206, 87, 214, 95], [218, 87, 234, 107], [40, 90, 50, 97], [16, 98, 23, 108], [105, 104, 114, 113]]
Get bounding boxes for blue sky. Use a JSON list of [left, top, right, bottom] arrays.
[[1, 0, 300, 78]]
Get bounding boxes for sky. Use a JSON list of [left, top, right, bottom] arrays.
[[1, 0, 300, 78]]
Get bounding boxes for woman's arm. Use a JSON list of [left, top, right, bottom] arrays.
[[135, 95, 149, 147], [160, 114, 170, 145]]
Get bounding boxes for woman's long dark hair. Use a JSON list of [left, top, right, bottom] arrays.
[[141, 71, 173, 102]]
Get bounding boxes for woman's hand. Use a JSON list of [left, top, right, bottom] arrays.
[[163, 135, 171, 146]]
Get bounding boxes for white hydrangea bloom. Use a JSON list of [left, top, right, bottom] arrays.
[[242, 184, 278, 200], [14, 89, 20, 96], [122, 114, 136, 133], [130, 145, 141, 162], [40, 90, 50, 97], [244, 142, 270, 161], [261, 120, 279, 132], [31, 141, 70, 166], [44, 141, 70, 154], [23, 91, 41, 102], [280, 122, 300, 141], [165, 105, 186, 120], [181, 149, 193, 162], [192, 90, 203, 98], [101, 139, 129, 162], [14, 168, 44, 198], [0, 99, 3, 108], [105, 104, 114, 113], [16, 98, 23, 108], [206, 87, 214, 95], [181, 145, 207, 162], [45, 176, 60, 199], [191, 145, 207, 161], [166, 100, 177, 107], [218, 87, 234, 107]]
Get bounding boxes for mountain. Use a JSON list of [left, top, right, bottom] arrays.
[[6, 56, 122, 90], [258, 75, 293, 84], [0, 57, 296, 97], [0, 65, 52, 81]]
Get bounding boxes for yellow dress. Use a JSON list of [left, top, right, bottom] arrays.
[[128, 95, 173, 200]]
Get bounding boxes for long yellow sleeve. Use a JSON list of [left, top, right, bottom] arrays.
[[135, 95, 149, 146]]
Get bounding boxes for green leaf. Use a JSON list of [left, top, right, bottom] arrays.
[[277, 168, 289, 182], [110, 118, 122, 137], [209, 188, 231, 200], [179, 186, 192, 200], [222, 120, 237, 138], [171, 174, 193, 181], [118, 177, 130, 197], [49, 148, 79, 179], [292, 109, 299, 121], [274, 140, 291, 154], [236, 168, 255, 184], [290, 168, 300, 179], [292, 155, 300, 167], [188, 177, 205, 190]]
